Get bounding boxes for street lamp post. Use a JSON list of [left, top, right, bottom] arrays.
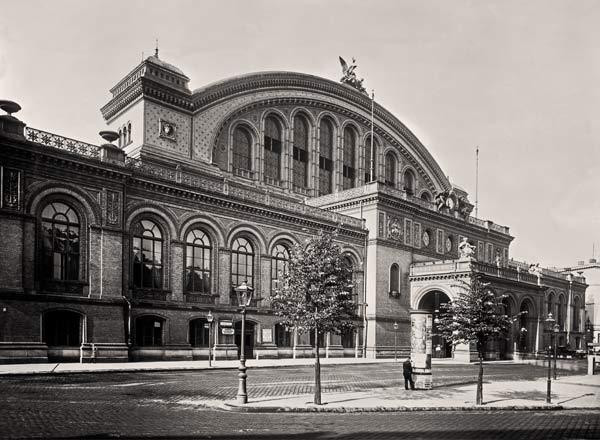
[[234, 281, 254, 404], [545, 313, 555, 404], [393, 322, 399, 362], [553, 323, 559, 380], [206, 310, 214, 368]]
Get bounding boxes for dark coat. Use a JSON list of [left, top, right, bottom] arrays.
[[402, 359, 413, 375]]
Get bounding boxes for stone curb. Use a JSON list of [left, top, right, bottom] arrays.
[[218, 403, 570, 413]]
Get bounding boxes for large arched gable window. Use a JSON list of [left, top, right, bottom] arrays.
[[271, 243, 290, 293], [185, 229, 212, 294], [232, 126, 253, 174], [364, 135, 378, 182], [264, 116, 282, 183], [231, 236, 255, 297], [342, 126, 357, 190], [403, 169, 416, 196], [318, 118, 334, 195], [292, 115, 309, 189], [132, 220, 163, 289], [384, 152, 397, 187], [41, 201, 80, 281]]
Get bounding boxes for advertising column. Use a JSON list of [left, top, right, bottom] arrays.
[[410, 310, 433, 389]]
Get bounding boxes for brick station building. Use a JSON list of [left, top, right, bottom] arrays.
[[0, 54, 588, 363]]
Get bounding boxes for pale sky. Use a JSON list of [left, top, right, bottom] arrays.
[[1, 0, 599, 269]]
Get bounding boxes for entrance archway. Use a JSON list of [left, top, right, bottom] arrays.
[[234, 320, 255, 359], [418, 290, 452, 358]]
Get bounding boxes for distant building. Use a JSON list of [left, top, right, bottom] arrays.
[[0, 54, 586, 363], [560, 259, 600, 346]]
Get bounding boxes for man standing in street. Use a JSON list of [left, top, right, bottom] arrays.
[[403, 357, 415, 390]]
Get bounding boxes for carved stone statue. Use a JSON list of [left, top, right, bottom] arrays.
[[528, 263, 542, 276], [339, 56, 367, 94], [458, 237, 476, 259]]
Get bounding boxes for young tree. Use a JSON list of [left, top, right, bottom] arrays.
[[435, 275, 513, 405], [270, 229, 355, 405]]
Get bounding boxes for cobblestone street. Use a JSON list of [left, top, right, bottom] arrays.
[[1, 363, 598, 439]]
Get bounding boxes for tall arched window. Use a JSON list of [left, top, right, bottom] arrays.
[[318, 118, 334, 195], [185, 229, 211, 294], [122, 126, 128, 146], [404, 169, 416, 196], [293, 115, 309, 189], [389, 263, 400, 294], [132, 220, 163, 289], [384, 152, 396, 187], [421, 191, 432, 202], [118, 129, 122, 147], [232, 126, 252, 174], [558, 295, 565, 328], [264, 116, 282, 182], [573, 297, 581, 332], [271, 243, 290, 293], [364, 135, 378, 182], [547, 293, 555, 317], [231, 237, 254, 294], [41, 201, 80, 281], [342, 126, 356, 190], [127, 122, 132, 144]]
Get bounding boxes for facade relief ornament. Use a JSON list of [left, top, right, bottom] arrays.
[[434, 189, 473, 220], [387, 217, 403, 241], [458, 237, 476, 260], [105, 190, 121, 226], [1, 167, 21, 210]]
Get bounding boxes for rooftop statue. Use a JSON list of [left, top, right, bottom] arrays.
[[339, 56, 367, 94]]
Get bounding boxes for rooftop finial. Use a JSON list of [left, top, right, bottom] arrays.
[[155, 39, 159, 58]]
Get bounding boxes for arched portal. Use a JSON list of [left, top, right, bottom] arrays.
[[418, 290, 452, 358], [234, 320, 255, 359]]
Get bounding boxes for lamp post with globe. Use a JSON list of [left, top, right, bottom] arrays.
[[234, 281, 254, 404], [545, 313, 556, 404]]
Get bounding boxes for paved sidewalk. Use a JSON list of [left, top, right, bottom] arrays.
[[209, 375, 600, 412], [1, 358, 598, 412]]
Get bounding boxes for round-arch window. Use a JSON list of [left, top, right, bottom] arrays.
[[264, 117, 282, 182], [231, 237, 254, 292], [132, 220, 163, 289], [41, 201, 80, 281], [185, 229, 211, 293], [385, 152, 396, 187], [232, 126, 252, 172], [271, 243, 290, 292], [404, 170, 416, 196]]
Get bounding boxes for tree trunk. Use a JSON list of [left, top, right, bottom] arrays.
[[476, 353, 483, 405], [314, 326, 322, 405]]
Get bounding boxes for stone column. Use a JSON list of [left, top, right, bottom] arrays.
[[410, 310, 433, 389], [218, 248, 231, 305], [170, 241, 184, 302]]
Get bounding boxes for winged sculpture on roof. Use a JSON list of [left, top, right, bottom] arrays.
[[339, 56, 367, 94]]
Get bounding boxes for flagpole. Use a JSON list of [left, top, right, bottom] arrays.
[[370, 89, 375, 182], [475, 146, 479, 218]]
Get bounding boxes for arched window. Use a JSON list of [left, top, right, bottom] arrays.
[[342, 126, 356, 190], [384, 152, 396, 187], [364, 135, 378, 182], [519, 301, 531, 352], [547, 293, 555, 317], [264, 116, 282, 182], [118, 129, 122, 147], [389, 263, 400, 294], [231, 237, 254, 294], [135, 316, 163, 346], [573, 297, 581, 332], [232, 126, 252, 173], [127, 122, 132, 144], [558, 295, 565, 328], [41, 201, 80, 281], [122, 126, 128, 146], [318, 119, 334, 195], [404, 169, 416, 196], [271, 243, 290, 293], [190, 318, 210, 347], [185, 229, 211, 294], [132, 220, 163, 289], [43, 310, 81, 346], [275, 323, 292, 347], [293, 115, 309, 189], [421, 192, 432, 202]]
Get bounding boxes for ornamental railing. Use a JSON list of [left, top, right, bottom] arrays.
[[25, 127, 100, 160]]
